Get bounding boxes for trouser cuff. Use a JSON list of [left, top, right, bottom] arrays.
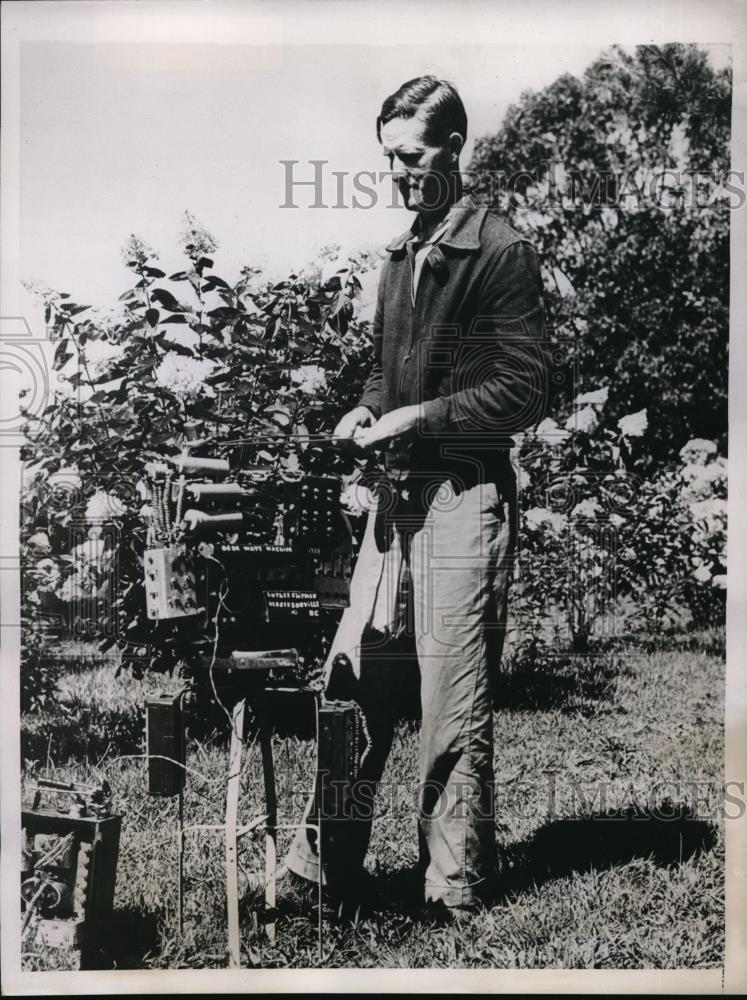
[[424, 876, 490, 908]]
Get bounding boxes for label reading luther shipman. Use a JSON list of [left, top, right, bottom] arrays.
[[262, 589, 321, 620]]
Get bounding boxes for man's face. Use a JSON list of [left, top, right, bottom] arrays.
[[380, 116, 454, 215]]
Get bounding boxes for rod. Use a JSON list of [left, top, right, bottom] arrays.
[[177, 787, 184, 935]]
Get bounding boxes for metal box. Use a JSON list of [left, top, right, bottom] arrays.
[[145, 693, 186, 796], [21, 806, 121, 951]]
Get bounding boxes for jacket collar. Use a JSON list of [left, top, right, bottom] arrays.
[[385, 192, 487, 253]]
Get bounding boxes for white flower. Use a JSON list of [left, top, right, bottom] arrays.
[[181, 211, 218, 261], [91, 305, 129, 337], [565, 407, 599, 435], [600, 207, 619, 229], [87, 340, 124, 380], [85, 490, 125, 522], [679, 438, 718, 465], [525, 507, 567, 533], [535, 417, 571, 444], [689, 498, 727, 525], [571, 497, 602, 519], [712, 574, 727, 589], [58, 573, 91, 601], [22, 279, 63, 308], [574, 387, 609, 408], [290, 364, 326, 396], [617, 409, 648, 438], [27, 531, 51, 552], [692, 564, 712, 583], [33, 558, 61, 589], [154, 353, 217, 399], [121, 234, 158, 268], [682, 459, 726, 485], [681, 458, 727, 500]]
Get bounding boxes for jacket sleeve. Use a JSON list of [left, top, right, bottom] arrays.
[[420, 240, 549, 438], [356, 259, 388, 420]]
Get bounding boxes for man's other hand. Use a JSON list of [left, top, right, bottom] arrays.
[[353, 404, 423, 451], [333, 405, 377, 440]]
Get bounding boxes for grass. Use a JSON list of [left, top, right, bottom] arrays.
[[20, 631, 725, 971]]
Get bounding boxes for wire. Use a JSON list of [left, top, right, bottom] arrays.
[[100, 753, 217, 786], [208, 580, 245, 742], [21, 876, 63, 938]]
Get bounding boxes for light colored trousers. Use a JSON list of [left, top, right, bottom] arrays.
[[285, 468, 517, 907]]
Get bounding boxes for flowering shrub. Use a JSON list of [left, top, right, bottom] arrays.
[[512, 384, 727, 657], [21, 213, 378, 678]]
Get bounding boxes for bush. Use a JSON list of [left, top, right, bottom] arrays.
[[21, 217, 381, 683], [512, 387, 727, 656]]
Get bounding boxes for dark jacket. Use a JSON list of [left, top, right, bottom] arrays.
[[358, 193, 548, 485]]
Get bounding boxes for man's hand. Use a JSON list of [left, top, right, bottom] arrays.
[[353, 404, 424, 451], [333, 405, 377, 440]]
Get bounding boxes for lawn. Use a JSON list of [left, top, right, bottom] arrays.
[[20, 630, 725, 970]]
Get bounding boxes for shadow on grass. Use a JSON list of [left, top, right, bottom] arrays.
[[365, 803, 716, 918], [22, 704, 145, 763], [493, 652, 624, 714], [501, 802, 717, 897], [79, 907, 161, 970]]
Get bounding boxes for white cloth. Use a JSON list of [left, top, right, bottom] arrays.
[[323, 496, 407, 692]]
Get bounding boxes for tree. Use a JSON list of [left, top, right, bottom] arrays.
[[469, 44, 731, 469]]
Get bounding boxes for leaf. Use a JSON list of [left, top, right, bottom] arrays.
[[145, 308, 160, 328], [169, 271, 190, 281], [143, 266, 166, 278], [153, 333, 193, 356], [207, 306, 239, 321], [53, 341, 72, 371], [202, 275, 232, 291], [161, 314, 188, 324], [61, 303, 91, 316], [151, 288, 189, 313]]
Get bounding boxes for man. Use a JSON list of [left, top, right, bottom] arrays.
[[285, 75, 548, 915]]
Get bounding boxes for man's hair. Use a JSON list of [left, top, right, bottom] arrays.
[[376, 76, 467, 148]]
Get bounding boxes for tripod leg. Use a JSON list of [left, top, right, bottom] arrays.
[[259, 712, 277, 944], [225, 699, 245, 969]]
